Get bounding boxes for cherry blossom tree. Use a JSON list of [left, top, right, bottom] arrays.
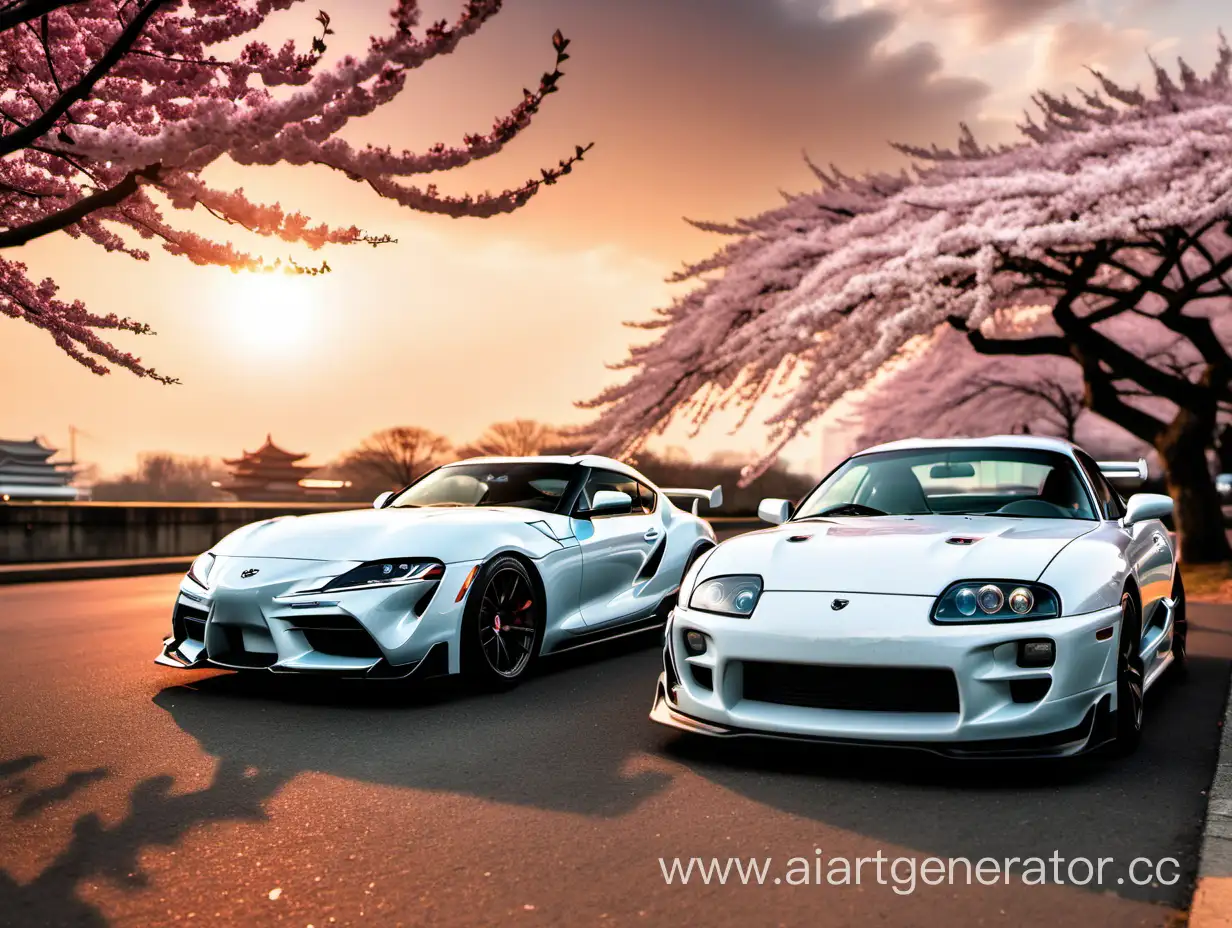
[[583, 37, 1232, 562], [850, 325, 1148, 454], [1, 1, 591, 381]]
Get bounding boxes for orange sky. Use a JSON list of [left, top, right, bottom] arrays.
[[2, 0, 1226, 478]]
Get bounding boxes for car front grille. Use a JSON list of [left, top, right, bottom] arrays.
[[173, 602, 208, 641], [740, 661, 960, 713], [288, 615, 383, 659], [210, 624, 278, 668]]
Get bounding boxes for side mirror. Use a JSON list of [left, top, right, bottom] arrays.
[[758, 498, 793, 525], [586, 490, 634, 517], [373, 491, 393, 509], [1124, 493, 1172, 526]]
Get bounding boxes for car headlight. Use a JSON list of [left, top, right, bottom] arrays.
[[932, 580, 1060, 623], [322, 559, 444, 593], [689, 575, 762, 617], [186, 552, 215, 589]]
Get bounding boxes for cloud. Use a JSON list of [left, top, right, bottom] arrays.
[[849, 0, 1077, 43], [1047, 19, 1152, 77], [958, 0, 1075, 42], [383, 0, 990, 260]]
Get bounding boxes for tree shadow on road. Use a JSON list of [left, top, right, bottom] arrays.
[[1, 634, 673, 927], [0, 754, 286, 927]]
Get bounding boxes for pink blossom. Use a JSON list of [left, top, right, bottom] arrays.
[[0, 2, 590, 380], [582, 36, 1232, 488]]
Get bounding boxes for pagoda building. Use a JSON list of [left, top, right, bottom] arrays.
[[0, 437, 80, 501], [221, 434, 322, 501]]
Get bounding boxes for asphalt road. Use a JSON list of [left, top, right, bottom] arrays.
[[0, 576, 1229, 928]]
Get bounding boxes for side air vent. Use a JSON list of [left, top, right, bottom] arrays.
[[636, 540, 666, 583]]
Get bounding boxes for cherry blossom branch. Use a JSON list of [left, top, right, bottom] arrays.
[[0, 0, 171, 158], [0, 2, 593, 380], [0, 0, 79, 32], [0, 164, 161, 247]]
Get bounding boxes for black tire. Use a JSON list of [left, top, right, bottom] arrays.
[[683, 542, 714, 580], [461, 555, 544, 689], [1171, 571, 1189, 681], [1113, 590, 1145, 755]]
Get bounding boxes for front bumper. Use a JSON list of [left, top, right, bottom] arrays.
[[653, 591, 1123, 757], [156, 555, 480, 678]]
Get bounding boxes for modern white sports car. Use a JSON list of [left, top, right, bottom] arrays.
[[157, 456, 721, 686], [651, 436, 1182, 758]]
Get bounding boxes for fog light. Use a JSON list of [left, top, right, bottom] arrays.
[[684, 630, 707, 655], [1018, 639, 1055, 668]]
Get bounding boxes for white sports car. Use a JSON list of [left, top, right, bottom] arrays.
[[651, 436, 1182, 758], [157, 456, 721, 686]]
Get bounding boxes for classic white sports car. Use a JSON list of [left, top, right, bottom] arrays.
[[651, 436, 1182, 757], [157, 456, 721, 686]]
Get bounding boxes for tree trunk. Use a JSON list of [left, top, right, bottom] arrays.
[[1156, 408, 1230, 564]]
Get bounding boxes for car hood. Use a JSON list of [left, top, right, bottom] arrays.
[[700, 515, 1096, 596], [212, 506, 569, 562]]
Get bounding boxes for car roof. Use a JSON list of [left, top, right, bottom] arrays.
[[856, 435, 1081, 457]]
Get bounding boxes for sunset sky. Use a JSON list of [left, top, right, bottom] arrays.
[[2, 0, 1228, 478]]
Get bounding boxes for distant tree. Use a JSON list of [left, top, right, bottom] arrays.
[[583, 40, 1232, 561], [0, 2, 591, 380], [340, 426, 451, 490], [458, 419, 570, 458], [91, 453, 226, 501]]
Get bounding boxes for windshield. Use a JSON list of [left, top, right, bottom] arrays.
[[389, 462, 581, 513], [793, 447, 1098, 521]]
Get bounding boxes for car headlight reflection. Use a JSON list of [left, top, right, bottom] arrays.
[[321, 559, 444, 593], [186, 552, 215, 589], [689, 575, 762, 617], [933, 580, 1060, 623]]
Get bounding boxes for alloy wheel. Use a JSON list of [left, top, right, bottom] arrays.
[[477, 566, 538, 679]]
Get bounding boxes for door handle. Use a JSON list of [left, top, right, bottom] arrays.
[[644, 528, 661, 542]]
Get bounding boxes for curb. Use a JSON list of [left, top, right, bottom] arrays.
[[0, 557, 192, 585], [1193, 674, 1232, 927]]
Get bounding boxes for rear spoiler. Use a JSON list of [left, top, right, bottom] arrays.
[[1098, 458, 1148, 488], [662, 485, 723, 515]]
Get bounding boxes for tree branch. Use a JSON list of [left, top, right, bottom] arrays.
[[0, 0, 79, 33], [0, 0, 170, 158], [946, 315, 1069, 357], [0, 164, 157, 248]]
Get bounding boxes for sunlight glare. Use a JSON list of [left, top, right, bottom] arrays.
[[216, 271, 322, 355]]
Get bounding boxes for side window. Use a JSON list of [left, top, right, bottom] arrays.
[[1075, 452, 1124, 520], [581, 470, 641, 517], [637, 481, 657, 514]]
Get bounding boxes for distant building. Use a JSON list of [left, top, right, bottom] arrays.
[[221, 434, 349, 502], [0, 437, 81, 501]]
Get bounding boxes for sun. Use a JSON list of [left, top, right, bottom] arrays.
[[216, 271, 322, 353]]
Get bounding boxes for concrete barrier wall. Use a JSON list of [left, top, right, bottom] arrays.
[[0, 502, 365, 564], [0, 502, 763, 564]]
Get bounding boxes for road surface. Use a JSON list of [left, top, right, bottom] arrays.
[[0, 574, 1228, 927]]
